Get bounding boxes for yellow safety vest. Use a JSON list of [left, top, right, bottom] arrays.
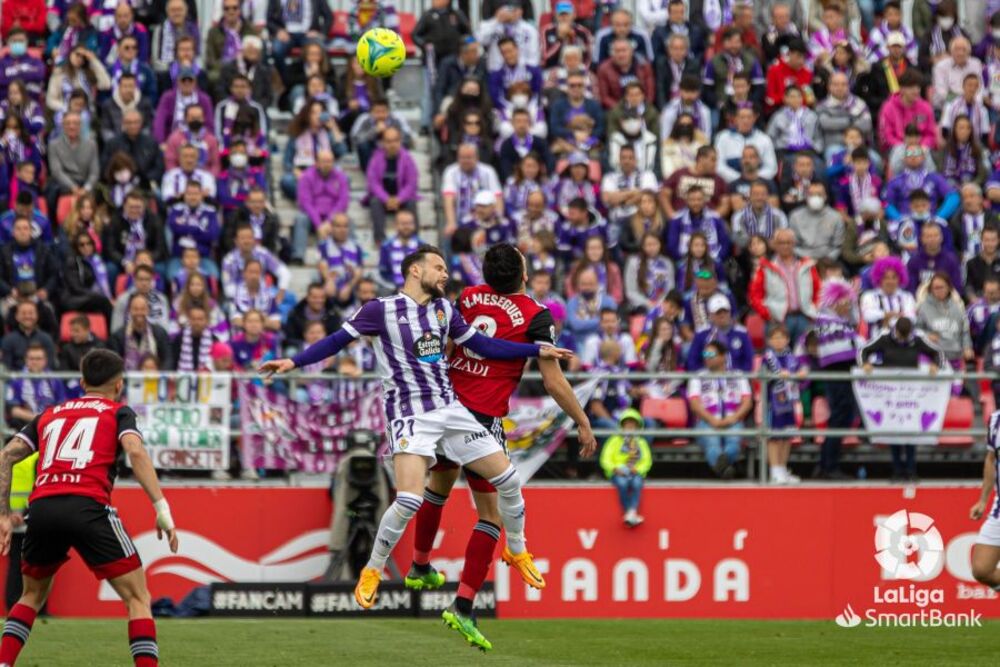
[[10, 453, 37, 512]]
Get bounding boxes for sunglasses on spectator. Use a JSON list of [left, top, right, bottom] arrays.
[[78, 240, 93, 248], [465, 119, 481, 125], [904, 148, 922, 158], [694, 270, 713, 280], [567, 83, 584, 88], [702, 349, 718, 360]]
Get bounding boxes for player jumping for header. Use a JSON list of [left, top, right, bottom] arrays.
[[259, 245, 572, 622], [0, 349, 178, 667], [405, 243, 597, 651]]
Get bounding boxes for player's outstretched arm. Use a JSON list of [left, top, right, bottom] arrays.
[[259, 329, 356, 376], [538, 357, 597, 457], [971, 450, 997, 521], [463, 331, 574, 361], [0, 439, 33, 556], [122, 433, 179, 554]]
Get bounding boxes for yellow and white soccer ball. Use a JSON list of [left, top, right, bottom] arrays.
[[356, 27, 406, 78]]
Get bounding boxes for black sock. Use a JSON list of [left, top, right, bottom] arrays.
[[454, 596, 474, 616], [411, 561, 431, 575]]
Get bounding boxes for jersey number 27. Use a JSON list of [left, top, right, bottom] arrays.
[[41, 417, 98, 470]]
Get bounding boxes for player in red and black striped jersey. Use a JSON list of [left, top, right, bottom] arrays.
[[0, 350, 178, 667], [408, 244, 596, 649]]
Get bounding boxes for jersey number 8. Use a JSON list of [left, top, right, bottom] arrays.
[[464, 315, 498, 360]]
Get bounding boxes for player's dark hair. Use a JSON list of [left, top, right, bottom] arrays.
[[665, 289, 684, 308], [81, 349, 125, 386], [600, 307, 619, 319], [70, 314, 91, 329], [483, 243, 525, 295], [400, 245, 445, 281]]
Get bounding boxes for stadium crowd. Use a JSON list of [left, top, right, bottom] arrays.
[[2, 0, 1000, 481]]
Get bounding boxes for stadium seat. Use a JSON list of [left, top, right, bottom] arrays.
[[398, 13, 418, 56], [745, 312, 765, 351], [56, 194, 77, 226], [976, 357, 992, 401], [629, 314, 645, 341], [640, 397, 689, 446], [114, 273, 129, 296], [59, 311, 108, 343], [939, 397, 975, 448]]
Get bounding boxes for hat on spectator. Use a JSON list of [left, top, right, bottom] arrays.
[[211, 342, 233, 360], [178, 66, 196, 80], [619, 408, 644, 428], [556, 1, 574, 14], [886, 31, 906, 47], [474, 191, 495, 207], [547, 300, 566, 322], [567, 151, 589, 167], [707, 294, 731, 314]]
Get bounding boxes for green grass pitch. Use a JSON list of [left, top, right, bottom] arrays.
[[13, 618, 998, 666]]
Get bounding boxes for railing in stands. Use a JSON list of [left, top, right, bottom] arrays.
[[0, 369, 989, 481]]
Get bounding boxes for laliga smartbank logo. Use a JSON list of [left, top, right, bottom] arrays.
[[874, 510, 944, 579], [834, 510, 982, 628]]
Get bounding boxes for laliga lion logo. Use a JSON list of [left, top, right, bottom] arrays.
[[834, 603, 863, 628], [874, 510, 944, 580]]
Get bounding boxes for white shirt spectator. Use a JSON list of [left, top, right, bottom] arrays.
[[687, 373, 752, 418], [477, 18, 540, 70], [601, 168, 658, 222], [442, 161, 503, 223], [161, 167, 217, 201], [581, 332, 638, 369], [713, 127, 778, 183]]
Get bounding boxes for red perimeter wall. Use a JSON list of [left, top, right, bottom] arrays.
[[3, 485, 998, 619]]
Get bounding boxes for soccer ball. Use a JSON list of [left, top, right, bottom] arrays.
[[356, 28, 406, 78]]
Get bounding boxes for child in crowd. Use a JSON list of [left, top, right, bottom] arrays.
[[762, 325, 806, 484]]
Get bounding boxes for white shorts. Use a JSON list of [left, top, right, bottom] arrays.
[[977, 512, 1000, 547], [386, 403, 503, 466]]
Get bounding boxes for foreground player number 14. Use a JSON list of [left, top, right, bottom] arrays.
[[41, 417, 98, 470]]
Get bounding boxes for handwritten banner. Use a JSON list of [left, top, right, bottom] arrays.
[[851, 369, 952, 445], [126, 373, 232, 469]]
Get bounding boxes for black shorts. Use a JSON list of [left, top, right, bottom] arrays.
[[22, 495, 142, 581], [431, 410, 507, 492]]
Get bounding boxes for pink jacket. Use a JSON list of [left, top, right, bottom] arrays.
[[878, 93, 938, 152]]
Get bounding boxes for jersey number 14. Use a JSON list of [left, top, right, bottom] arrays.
[[41, 417, 98, 470]]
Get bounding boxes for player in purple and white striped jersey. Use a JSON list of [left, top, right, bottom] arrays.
[[970, 409, 1000, 591], [259, 245, 572, 611]]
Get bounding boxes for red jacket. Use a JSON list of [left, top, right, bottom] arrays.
[[765, 59, 814, 114], [596, 59, 654, 110], [1, 0, 46, 37], [749, 256, 821, 322]]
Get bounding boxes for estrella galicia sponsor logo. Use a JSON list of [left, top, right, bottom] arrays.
[[413, 332, 443, 363]]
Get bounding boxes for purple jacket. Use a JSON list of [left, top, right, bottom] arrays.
[[907, 248, 962, 292], [153, 89, 215, 144], [0, 55, 46, 99], [365, 147, 419, 205], [297, 166, 351, 229]]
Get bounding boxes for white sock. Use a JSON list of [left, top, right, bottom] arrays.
[[366, 491, 422, 570], [489, 466, 526, 554], [771, 466, 788, 481]]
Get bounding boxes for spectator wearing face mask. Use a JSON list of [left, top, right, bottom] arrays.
[[789, 182, 844, 261]]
